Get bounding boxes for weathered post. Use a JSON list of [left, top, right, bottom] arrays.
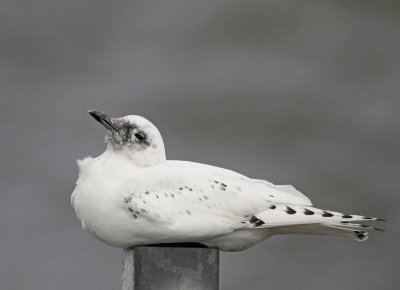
[[122, 243, 219, 290]]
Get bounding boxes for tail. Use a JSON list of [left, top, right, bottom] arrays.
[[248, 205, 385, 241]]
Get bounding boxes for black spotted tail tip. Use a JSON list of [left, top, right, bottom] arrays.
[[362, 217, 387, 221], [354, 231, 368, 241], [359, 216, 387, 232]]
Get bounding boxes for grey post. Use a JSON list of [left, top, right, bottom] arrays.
[[122, 244, 219, 290]]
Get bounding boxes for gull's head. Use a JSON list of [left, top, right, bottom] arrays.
[[88, 110, 166, 166]]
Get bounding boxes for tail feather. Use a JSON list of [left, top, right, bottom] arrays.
[[247, 204, 385, 241], [333, 222, 385, 232], [269, 223, 370, 241]]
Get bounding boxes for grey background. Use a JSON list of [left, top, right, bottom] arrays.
[[1, 1, 398, 289]]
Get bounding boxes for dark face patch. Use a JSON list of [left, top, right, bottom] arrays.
[[106, 119, 152, 150]]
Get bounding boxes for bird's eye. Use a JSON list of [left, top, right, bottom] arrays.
[[135, 133, 145, 141]]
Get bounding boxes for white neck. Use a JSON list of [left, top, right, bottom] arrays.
[[105, 143, 166, 167]]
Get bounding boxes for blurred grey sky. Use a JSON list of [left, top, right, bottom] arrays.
[[1, 1, 399, 289]]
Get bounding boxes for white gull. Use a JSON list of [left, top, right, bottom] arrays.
[[71, 111, 384, 251]]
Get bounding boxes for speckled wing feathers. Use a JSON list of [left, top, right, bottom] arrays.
[[118, 160, 318, 238], [120, 161, 383, 245]]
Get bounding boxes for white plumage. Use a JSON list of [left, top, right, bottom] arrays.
[[71, 112, 383, 251]]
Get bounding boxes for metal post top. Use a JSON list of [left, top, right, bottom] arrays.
[[122, 244, 220, 290]]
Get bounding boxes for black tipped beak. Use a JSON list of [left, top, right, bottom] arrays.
[[88, 110, 119, 133]]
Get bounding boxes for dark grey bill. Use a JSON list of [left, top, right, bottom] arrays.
[[88, 110, 120, 133]]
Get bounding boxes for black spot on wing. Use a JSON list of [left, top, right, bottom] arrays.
[[123, 196, 132, 203], [322, 211, 334, 217], [270, 205, 276, 209], [128, 207, 138, 219], [342, 215, 353, 219], [303, 208, 314, 215], [249, 215, 265, 227], [286, 206, 296, 214]]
